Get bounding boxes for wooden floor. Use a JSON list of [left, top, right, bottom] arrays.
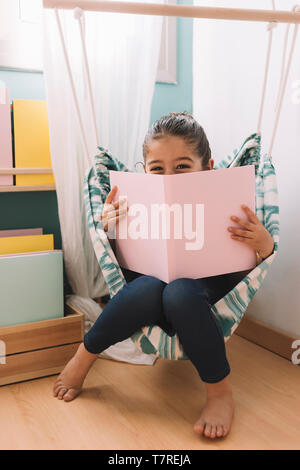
[[0, 334, 299, 450]]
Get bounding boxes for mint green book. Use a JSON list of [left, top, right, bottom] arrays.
[[0, 250, 64, 327]]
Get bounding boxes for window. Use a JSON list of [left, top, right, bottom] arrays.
[[0, 0, 177, 84], [0, 0, 43, 71]]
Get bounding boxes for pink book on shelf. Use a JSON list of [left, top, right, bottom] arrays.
[[0, 228, 43, 238], [0, 87, 13, 186], [0, 249, 57, 258], [109, 165, 257, 283]]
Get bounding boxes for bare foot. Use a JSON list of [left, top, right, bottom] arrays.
[[194, 377, 234, 439], [53, 343, 98, 402]]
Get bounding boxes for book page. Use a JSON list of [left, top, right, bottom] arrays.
[[109, 171, 169, 282], [164, 165, 257, 281]]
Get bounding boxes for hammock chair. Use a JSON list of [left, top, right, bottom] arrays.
[[83, 132, 279, 360], [55, 5, 298, 360]]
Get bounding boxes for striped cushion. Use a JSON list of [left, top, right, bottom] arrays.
[[83, 132, 279, 360]]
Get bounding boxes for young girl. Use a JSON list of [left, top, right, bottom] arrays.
[[53, 112, 274, 439]]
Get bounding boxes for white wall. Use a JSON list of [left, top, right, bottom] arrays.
[[193, 0, 300, 336]]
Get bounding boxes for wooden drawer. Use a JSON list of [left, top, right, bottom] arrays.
[[0, 302, 84, 386]]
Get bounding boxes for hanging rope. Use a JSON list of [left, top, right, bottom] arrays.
[[54, 8, 91, 166], [257, 2, 300, 158], [257, 0, 277, 134], [54, 8, 102, 191], [268, 4, 300, 158], [275, 19, 291, 111]]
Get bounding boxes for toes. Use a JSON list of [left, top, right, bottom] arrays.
[[194, 419, 230, 439], [53, 384, 80, 402], [53, 380, 67, 397], [63, 388, 80, 402], [210, 425, 217, 439], [204, 423, 212, 438], [194, 419, 205, 435], [53, 380, 63, 397], [216, 425, 224, 437], [57, 387, 68, 400]]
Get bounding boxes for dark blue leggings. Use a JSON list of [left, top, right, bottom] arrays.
[[84, 268, 251, 384]]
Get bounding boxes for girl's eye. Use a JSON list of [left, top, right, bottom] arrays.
[[150, 167, 163, 171], [177, 164, 190, 169], [149, 164, 190, 172]]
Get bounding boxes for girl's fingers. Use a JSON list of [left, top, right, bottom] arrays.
[[229, 228, 254, 239], [230, 216, 256, 231], [241, 205, 261, 225], [106, 207, 128, 219], [105, 213, 127, 233], [102, 198, 128, 218], [231, 206, 261, 231], [230, 234, 252, 245], [105, 185, 118, 204], [104, 193, 128, 216], [102, 201, 120, 218], [102, 209, 128, 231]]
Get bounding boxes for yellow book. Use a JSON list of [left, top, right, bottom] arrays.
[[0, 234, 54, 255], [13, 99, 55, 186]]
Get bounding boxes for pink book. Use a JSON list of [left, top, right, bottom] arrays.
[[109, 166, 257, 283], [0, 249, 60, 259], [0, 87, 13, 186], [0, 228, 43, 238]]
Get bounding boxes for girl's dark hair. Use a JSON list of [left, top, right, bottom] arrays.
[[142, 111, 211, 167]]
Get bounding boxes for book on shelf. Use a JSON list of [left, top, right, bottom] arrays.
[[0, 228, 43, 238], [13, 99, 55, 186], [0, 250, 64, 327], [0, 87, 13, 186], [0, 233, 54, 255]]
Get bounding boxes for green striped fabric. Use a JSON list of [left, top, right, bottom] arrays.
[[83, 132, 279, 360]]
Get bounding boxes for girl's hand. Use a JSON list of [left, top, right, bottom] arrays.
[[100, 185, 128, 235], [227, 205, 274, 259]]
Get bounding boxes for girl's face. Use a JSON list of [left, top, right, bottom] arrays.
[[143, 135, 214, 175]]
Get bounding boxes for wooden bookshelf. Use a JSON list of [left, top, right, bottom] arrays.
[[0, 301, 84, 386], [0, 168, 55, 192]]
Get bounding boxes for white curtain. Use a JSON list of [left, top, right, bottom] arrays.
[[42, 1, 163, 364]]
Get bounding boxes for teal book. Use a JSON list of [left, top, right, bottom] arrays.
[[0, 250, 64, 327]]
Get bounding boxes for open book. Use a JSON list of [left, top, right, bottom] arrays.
[[109, 165, 256, 283]]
